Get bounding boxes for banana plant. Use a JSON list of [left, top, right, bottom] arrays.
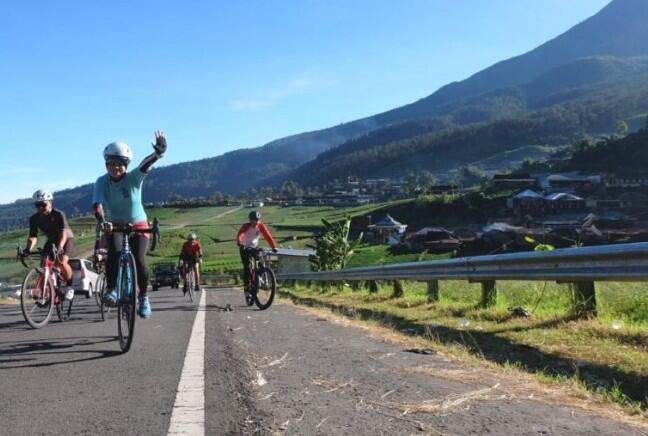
[[308, 216, 363, 271]]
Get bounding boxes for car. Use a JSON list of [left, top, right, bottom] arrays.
[[152, 263, 180, 291], [70, 258, 100, 298]]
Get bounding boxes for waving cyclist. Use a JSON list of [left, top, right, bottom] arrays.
[[92, 130, 167, 318], [24, 189, 76, 300], [178, 232, 204, 293], [237, 210, 278, 302]]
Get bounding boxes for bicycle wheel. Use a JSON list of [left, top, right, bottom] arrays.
[[94, 274, 104, 308], [20, 268, 54, 328], [117, 253, 138, 353], [187, 269, 195, 302], [253, 266, 276, 310]]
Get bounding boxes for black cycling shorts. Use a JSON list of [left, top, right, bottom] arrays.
[[44, 238, 75, 258]]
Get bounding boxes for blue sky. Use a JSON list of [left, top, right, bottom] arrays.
[[0, 0, 610, 204]]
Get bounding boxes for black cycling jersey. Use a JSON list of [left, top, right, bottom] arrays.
[[29, 209, 74, 244]]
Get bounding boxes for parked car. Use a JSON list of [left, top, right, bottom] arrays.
[[70, 258, 100, 298], [152, 263, 180, 291]]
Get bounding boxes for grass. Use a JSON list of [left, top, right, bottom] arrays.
[[347, 244, 451, 267], [279, 279, 648, 414]]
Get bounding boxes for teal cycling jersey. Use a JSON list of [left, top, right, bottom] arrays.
[[93, 168, 147, 223]]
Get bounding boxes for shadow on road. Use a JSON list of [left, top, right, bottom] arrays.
[[0, 335, 121, 368]]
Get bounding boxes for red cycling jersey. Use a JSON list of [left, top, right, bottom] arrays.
[[180, 240, 203, 258], [237, 222, 277, 249]]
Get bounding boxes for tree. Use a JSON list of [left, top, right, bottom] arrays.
[[455, 165, 487, 187], [308, 217, 363, 271], [209, 191, 224, 203], [615, 120, 629, 138]]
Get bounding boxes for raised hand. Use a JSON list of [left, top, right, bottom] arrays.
[[152, 130, 167, 155]]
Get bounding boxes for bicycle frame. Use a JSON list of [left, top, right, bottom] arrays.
[[113, 229, 137, 303], [245, 248, 268, 289], [21, 249, 62, 304]]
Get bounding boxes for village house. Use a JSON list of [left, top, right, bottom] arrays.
[[492, 173, 539, 190], [367, 214, 408, 245]]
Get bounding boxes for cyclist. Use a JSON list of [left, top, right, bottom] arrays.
[[178, 232, 204, 293], [92, 130, 167, 318], [23, 189, 76, 300], [236, 210, 278, 303]]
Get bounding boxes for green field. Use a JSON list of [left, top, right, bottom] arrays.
[[0, 202, 392, 282]]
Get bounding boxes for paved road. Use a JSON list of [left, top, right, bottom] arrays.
[[0, 287, 645, 435]]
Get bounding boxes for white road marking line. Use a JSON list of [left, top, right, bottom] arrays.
[[167, 290, 206, 436]]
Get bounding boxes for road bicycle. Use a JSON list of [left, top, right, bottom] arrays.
[[107, 224, 152, 353], [244, 247, 276, 310], [16, 246, 73, 328], [181, 261, 197, 303]]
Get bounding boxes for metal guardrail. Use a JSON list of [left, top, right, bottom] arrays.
[[276, 242, 648, 283]]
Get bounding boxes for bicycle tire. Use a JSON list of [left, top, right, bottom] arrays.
[[94, 275, 103, 308], [96, 273, 110, 321], [20, 268, 54, 328], [187, 269, 195, 302], [117, 252, 138, 353], [253, 266, 276, 310]]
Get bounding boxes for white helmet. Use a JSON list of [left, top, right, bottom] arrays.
[[187, 232, 197, 240], [32, 189, 53, 202], [103, 141, 133, 165]]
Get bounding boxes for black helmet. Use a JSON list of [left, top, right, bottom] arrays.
[[248, 210, 261, 221]]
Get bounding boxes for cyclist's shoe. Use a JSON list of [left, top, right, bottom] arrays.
[[103, 288, 119, 307], [138, 295, 152, 318], [244, 289, 254, 306], [194, 285, 201, 292], [61, 285, 75, 301]]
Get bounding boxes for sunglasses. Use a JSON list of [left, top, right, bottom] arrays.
[[106, 160, 126, 168], [34, 201, 48, 209]]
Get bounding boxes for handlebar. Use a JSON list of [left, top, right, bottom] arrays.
[[106, 223, 154, 234], [16, 246, 59, 269]]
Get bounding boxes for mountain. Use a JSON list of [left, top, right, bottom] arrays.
[[2, 0, 648, 230], [284, 56, 648, 185]]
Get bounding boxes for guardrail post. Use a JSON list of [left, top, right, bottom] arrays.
[[392, 280, 404, 298], [480, 280, 497, 308], [366, 280, 378, 293], [234, 274, 239, 285], [572, 282, 597, 318], [427, 280, 439, 303]]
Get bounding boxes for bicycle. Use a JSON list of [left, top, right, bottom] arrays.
[[16, 246, 73, 328], [107, 223, 152, 353], [181, 262, 196, 302], [244, 247, 276, 310]]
